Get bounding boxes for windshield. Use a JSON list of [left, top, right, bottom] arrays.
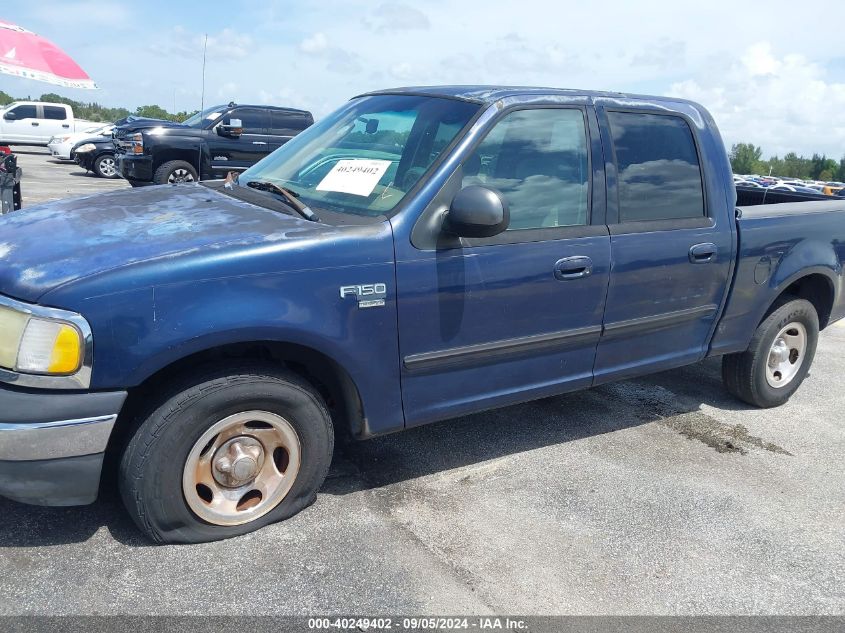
[[239, 95, 479, 217], [182, 105, 226, 128]]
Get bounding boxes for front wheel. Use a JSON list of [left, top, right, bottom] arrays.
[[93, 153, 119, 179], [722, 297, 819, 408], [119, 364, 334, 544], [153, 160, 198, 185]]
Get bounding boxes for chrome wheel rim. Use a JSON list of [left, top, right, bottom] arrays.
[[766, 322, 807, 388], [168, 168, 195, 183], [98, 157, 116, 177], [182, 410, 301, 526]]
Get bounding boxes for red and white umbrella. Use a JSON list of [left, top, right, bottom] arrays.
[[0, 20, 96, 89]]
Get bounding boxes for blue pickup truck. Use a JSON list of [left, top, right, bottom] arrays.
[[1, 86, 843, 543]]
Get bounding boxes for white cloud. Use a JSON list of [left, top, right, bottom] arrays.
[[389, 62, 414, 80], [300, 32, 328, 54], [364, 3, 430, 32], [149, 27, 252, 61], [28, 1, 131, 29], [203, 29, 252, 60], [742, 42, 781, 77], [670, 42, 845, 157]]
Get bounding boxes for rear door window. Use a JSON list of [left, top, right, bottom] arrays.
[[269, 112, 311, 137], [43, 106, 68, 120], [608, 111, 705, 222]]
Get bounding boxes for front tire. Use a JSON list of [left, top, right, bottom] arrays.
[[93, 153, 119, 179], [119, 364, 334, 544], [722, 298, 819, 408], [153, 160, 198, 185]]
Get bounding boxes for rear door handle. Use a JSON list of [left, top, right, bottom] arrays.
[[554, 256, 593, 280], [689, 243, 717, 263], [252, 141, 268, 145]]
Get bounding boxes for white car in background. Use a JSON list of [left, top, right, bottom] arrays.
[[47, 124, 114, 160]]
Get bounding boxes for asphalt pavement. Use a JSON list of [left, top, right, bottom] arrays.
[[0, 150, 842, 616]]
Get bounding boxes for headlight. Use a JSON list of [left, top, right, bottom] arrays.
[[0, 305, 84, 375], [76, 143, 96, 153]]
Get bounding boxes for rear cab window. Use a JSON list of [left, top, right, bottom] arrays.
[[607, 111, 705, 223]]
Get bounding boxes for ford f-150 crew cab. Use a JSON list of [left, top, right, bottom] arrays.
[[0, 86, 843, 544], [0, 101, 92, 145]]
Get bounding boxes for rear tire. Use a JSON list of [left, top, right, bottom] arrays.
[[119, 364, 334, 544], [93, 153, 119, 179], [722, 298, 819, 408], [153, 160, 198, 185]]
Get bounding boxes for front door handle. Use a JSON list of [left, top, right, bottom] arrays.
[[554, 256, 593, 280], [689, 243, 717, 263], [62, 124, 70, 128], [31, 122, 39, 126], [252, 141, 268, 145]]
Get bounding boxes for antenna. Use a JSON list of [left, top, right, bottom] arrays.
[[200, 33, 208, 112]]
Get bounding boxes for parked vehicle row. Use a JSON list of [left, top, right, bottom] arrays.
[[734, 174, 845, 197], [47, 124, 113, 160], [1, 86, 844, 544], [38, 103, 315, 182]]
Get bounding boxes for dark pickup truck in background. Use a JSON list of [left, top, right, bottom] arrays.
[[114, 102, 313, 185], [0, 86, 843, 544]]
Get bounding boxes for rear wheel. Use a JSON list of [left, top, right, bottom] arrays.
[[153, 160, 198, 185], [119, 364, 334, 544], [722, 298, 819, 407], [93, 153, 119, 179]]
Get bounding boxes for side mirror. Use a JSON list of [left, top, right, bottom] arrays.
[[444, 186, 509, 238], [3, 112, 16, 120], [218, 118, 243, 138]]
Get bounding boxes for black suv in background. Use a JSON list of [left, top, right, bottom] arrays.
[[114, 103, 313, 185]]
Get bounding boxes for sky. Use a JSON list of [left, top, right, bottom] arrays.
[[2, 0, 844, 158]]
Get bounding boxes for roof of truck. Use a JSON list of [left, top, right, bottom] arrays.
[[357, 85, 692, 106]]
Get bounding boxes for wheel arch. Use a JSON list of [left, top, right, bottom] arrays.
[[151, 146, 202, 174], [762, 269, 836, 329], [113, 339, 367, 456]]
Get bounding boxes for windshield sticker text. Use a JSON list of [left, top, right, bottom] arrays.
[[316, 159, 391, 197]]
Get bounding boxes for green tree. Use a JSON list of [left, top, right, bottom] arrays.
[[0, 90, 15, 106], [730, 143, 763, 174], [135, 104, 171, 120]]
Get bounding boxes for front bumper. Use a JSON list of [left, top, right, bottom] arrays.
[[0, 385, 127, 506], [117, 154, 153, 182], [74, 151, 95, 171]]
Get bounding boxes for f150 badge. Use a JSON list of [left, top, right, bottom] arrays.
[[340, 283, 387, 309]]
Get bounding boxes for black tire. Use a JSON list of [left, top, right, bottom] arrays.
[[92, 153, 119, 179], [722, 297, 819, 408], [119, 363, 334, 544], [153, 160, 198, 185]]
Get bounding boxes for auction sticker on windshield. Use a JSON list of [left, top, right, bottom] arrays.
[[316, 159, 391, 197]]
